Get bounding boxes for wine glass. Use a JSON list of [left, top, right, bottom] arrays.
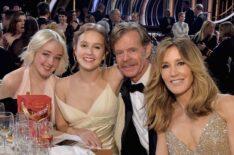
[[0, 112, 14, 154], [0, 102, 5, 112]]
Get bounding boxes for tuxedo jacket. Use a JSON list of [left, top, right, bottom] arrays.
[[114, 78, 157, 155]]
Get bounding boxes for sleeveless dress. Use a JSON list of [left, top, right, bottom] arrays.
[[56, 84, 119, 155], [166, 112, 231, 155], [14, 67, 57, 123]]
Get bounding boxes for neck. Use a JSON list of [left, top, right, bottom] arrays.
[[78, 68, 102, 83], [175, 91, 192, 110]]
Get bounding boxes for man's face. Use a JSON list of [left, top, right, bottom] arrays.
[[113, 30, 151, 82]]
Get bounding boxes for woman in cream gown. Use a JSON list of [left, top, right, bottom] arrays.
[[55, 23, 123, 154]]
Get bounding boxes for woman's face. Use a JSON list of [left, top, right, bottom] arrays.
[[75, 30, 105, 71], [32, 40, 64, 78], [161, 46, 194, 98], [206, 24, 215, 35], [178, 14, 185, 22], [58, 15, 67, 24], [16, 15, 26, 34]]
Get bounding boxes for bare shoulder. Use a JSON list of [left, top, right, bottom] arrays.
[[103, 65, 123, 82], [0, 68, 24, 98], [55, 74, 74, 99], [214, 94, 234, 121], [103, 65, 123, 94]]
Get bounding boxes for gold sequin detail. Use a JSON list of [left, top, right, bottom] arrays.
[[166, 112, 231, 155]]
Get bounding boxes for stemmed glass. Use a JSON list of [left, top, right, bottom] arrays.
[[0, 102, 5, 112], [0, 112, 14, 154]]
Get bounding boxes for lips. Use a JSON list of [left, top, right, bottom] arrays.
[[170, 79, 183, 84], [83, 56, 95, 62]]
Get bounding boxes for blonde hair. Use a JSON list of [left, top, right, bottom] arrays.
[[21, 29, 69, 75], [145, 38, 219, 132], [73, 23, 109, 53], [219, 21, 234, 38], [196, 20, 215, 41]]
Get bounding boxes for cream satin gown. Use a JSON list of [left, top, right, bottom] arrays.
[[56, 84, 119, 155]]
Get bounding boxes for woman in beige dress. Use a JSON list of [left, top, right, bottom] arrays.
[[55, 23, 123, 154]]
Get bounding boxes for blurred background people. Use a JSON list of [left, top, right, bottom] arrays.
[[172, 12, 189, 39]]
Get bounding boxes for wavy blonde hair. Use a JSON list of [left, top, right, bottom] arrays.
[[196, 20, 215, 41], [145, 38, 219, 132], [20, 29, 69, 75]]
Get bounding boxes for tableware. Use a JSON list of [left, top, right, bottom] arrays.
[[0, 112, 14, 154]]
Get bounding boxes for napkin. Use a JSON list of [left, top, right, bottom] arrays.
[[53, 133, 84, 145], [50, 146, 95, 155]]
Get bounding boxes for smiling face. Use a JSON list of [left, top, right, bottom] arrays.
[[113, 30, 151, 82], [32, 40, 64, 78], [161, 46, 194, 98], [75, 30, 105, 71]]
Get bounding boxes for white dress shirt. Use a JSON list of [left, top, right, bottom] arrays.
[[130, 65, 151, 154]]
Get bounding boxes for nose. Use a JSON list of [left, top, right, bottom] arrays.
[[170, 65, 178, 76], [47, 56, 54, 66], [123, 52, 130, 61]]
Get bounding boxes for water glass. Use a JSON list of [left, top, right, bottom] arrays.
[[30, 140, 50, 155], [0, 112, 14, 154], [37, 120, 54, 145]]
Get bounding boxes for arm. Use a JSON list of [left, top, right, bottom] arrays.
[[156, 132, 168, 155], [0, 68, 22, 99], [104, 65, 123, 95], [55, 79, 102, 148], [215, 94, 234, 154]]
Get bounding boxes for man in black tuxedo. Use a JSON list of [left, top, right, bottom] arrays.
[[111, 22, 156, 155], [192, 4, 207, 35], [160, 9, 175, 37]]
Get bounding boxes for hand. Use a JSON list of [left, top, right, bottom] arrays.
[[197, 43, 206, 51], [76, 128, 102, 149], [2, 36, 9, 49]]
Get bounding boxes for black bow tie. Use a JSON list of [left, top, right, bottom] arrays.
[[129, 83, 144, 93]]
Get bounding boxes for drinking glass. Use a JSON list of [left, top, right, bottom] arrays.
[[0, 102, 5, 112], [38, 120, 54, 145], [0, 112, 14, 154]]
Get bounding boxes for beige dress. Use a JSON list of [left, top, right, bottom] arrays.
[[14, 67, 57, 123], [166, 112, 231, 155], [56, 84, 119, 155]]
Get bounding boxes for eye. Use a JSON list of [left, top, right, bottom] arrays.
[[80, 44, 87, 48], [162, 64, 169, 69], [115, 50, 123, 56], [55, 56, 62, 61], [129, 48, 136, 53], [94, 46, 101, 50], [42, 52, 49, 57], [177, 61, 185, 66]]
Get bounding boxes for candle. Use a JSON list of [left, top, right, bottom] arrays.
[[73, 0, 76, 11]]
